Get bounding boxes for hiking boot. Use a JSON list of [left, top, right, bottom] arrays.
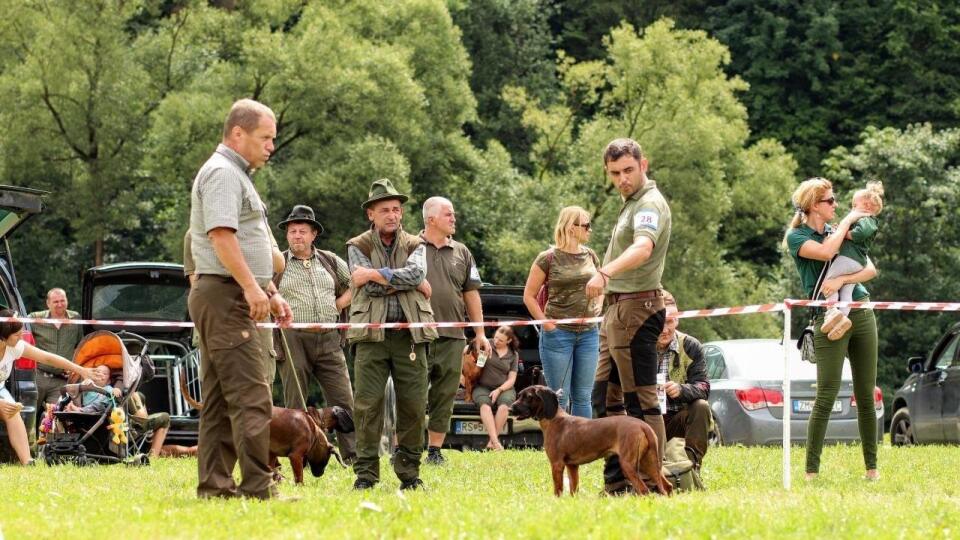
[[353, 478, 377, 491], [424, 449, 446, 466], [399, 477, 424, 491], [827, 316, 853, 340], [820, 308, 844, 333]]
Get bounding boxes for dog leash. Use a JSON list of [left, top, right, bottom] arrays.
[[279, 328, 309, 410]]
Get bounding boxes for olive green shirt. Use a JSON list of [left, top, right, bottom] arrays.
[[477, 348, 519, 390], [421, 234, 482, 339], [534, 247, 601, 331], [787, 224, 869, 300], [27, 309, 82, 374], [603, 180, 672, 293], [838, 216, 878, 267]]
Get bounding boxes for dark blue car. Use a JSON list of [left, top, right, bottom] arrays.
[[890, 322, 960, 445]]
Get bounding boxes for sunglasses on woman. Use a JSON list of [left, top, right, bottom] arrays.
[[818, 197, 836, 205], [574, 222, 591, 230]]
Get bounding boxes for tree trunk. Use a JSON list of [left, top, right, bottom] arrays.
[[95, 237, 104, 266]]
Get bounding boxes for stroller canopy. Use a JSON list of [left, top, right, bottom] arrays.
[[72, 330, 142, 391]]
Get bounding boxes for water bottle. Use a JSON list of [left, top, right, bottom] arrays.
[[657, 373, 667, 414], [476, 351, 488, 368]]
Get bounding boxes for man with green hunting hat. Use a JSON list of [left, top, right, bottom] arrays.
[[347, 179, 436, 491]]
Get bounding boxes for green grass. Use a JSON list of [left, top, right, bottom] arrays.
[[1, 443, 958, 539]]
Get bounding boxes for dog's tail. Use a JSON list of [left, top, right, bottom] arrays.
[[179, 369, 204, 410]]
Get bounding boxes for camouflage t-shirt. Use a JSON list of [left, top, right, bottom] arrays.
[[534, 246, 602, 331]]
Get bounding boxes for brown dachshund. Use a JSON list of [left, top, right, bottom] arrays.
[[179, 371, 353, 484], [511, 385, 672, 497], [461, 341, 483, 403], [269, 406, 344, 484]]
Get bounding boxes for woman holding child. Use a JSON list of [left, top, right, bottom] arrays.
[[784, 178, 882, 481], [0, 309, 94, 465]]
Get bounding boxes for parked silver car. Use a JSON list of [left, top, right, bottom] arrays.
[[704, 339, 884, 446]]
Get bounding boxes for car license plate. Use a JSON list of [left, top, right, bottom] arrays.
[[454, 421, 507, 435], [793, 400, 842, 413], [455, 421, 488, 435]]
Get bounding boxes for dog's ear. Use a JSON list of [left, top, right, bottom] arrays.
[[306, 407, 325, 430], [535, 386, 559, 419], [332, 406, 355, 434], [307, 432, 333, 477]]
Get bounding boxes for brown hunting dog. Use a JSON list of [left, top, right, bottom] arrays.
[[511, 385, 672, 497], [269, 406, 345, 484], [179, 371, 353, 484], [461, 341, 483, 403]]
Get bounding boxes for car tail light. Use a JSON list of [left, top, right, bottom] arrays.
[[13, 330, 37, 369], [851, 386, 883, 410], [735, 387, 783, 411]]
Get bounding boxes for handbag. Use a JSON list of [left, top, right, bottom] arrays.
[[796, 255, 834, 364]]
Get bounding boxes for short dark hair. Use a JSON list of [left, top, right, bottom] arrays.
[[0, 308, 23, 340], [603, 138, 643, 164]]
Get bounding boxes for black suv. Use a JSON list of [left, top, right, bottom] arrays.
[[81, 262, 199, 445], [0, 186, 45, 463]]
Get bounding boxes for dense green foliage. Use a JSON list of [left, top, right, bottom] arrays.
[[1, 1, 959, 402], [0, 445, 958, 538]]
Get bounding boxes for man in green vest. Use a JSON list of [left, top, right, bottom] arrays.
[[347, 179, 437, 491], [655, 292, 711, 469], [29, 288, 83, 420]]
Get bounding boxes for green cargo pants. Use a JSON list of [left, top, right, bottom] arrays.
[[352, 330, 428, 484]]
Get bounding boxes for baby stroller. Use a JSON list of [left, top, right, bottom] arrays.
[[40, 330, 151, 466]]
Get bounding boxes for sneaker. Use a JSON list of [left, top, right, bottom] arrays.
[[820, 308, 843, 333], [424, 450, 446, 466], [353, 478, 377, 490], [399, 477, 424, 491], [827, 316, 852, 341]]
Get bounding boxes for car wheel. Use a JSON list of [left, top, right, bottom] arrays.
[[890, 408, 915, 446]]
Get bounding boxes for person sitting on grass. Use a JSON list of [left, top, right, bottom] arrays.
[[0, 309, 95, 465], [473, 325, 520, 451], [124, 390, 173, 458]]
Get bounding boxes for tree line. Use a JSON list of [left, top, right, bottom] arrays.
[[2, 0, 958, 405]]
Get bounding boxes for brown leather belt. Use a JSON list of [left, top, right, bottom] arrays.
[[606, 290, 662, 304], [292, 327, 334, 334]]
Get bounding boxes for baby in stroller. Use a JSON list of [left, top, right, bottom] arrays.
[[41, 331, 153, 465], [63, 365, 122, 414]]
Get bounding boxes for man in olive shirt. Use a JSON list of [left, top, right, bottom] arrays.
[[419, 196, 489, 466], [585, 138, 672, 495], [188, 98, 293, 500], [29, 288, 83, 415]]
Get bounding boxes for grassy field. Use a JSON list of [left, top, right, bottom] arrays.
[[1, 443, 958, 539]]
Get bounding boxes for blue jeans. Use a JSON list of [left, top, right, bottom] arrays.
[[538, 326, 600, 418]]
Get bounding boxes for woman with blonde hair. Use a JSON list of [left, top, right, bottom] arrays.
[[523, 206, 601, 417], [784, 178, 880, 481]]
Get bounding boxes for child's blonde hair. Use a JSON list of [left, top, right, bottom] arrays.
[[853, 180, 885, 214]]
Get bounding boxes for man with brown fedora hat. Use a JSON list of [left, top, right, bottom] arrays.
[[273, 204, 356, 462], [346, 178, 436, 491]]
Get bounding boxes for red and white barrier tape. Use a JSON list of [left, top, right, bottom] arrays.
[[785, 299, 960, 311], [3, 300, 954, 331]]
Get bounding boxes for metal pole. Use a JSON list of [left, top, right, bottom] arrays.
[[782, 301, 792, 490]]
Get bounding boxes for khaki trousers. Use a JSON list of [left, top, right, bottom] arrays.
[[189, 275, 274, 500], [352, 330, 428, 484], [278, 329, 356, 458]]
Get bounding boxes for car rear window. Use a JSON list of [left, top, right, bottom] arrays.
[[92, 283, 189, 321], [721, 343, 853, 380]]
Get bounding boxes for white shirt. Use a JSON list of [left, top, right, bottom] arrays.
[[0, 340, 27, 384]]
